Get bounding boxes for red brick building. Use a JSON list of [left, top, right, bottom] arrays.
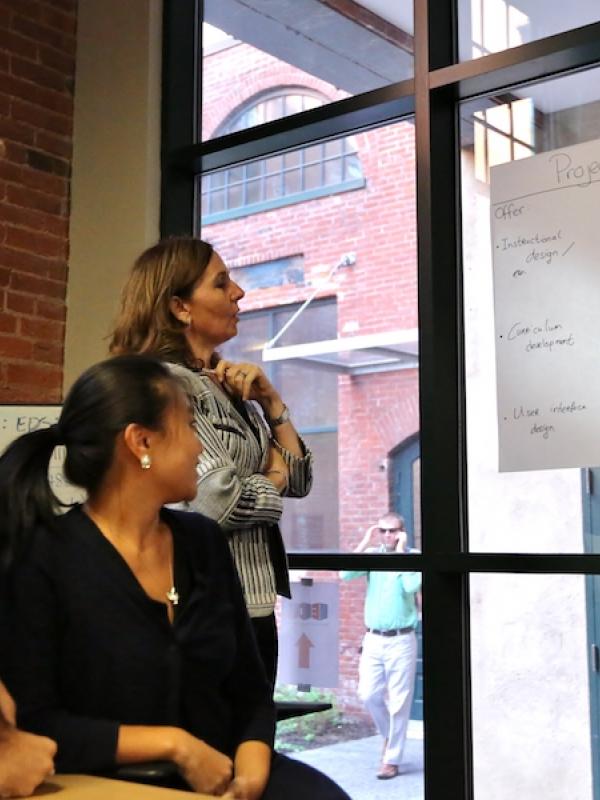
[[0, 0, 75, 403], [202, 36, 420, 710]]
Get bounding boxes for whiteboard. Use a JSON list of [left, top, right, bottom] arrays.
[[0, 406, 84, 505], [491, 137, 600, 472]]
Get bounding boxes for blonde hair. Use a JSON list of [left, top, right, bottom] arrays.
[[378, 512, 405, 531], [109, 237, 214, 367]]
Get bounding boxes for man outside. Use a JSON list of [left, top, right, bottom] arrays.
[[0, 679, 56, 797], [341, 512, 421, 780]]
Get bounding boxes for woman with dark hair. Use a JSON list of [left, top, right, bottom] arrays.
[[110, 238, 312, 685], [0, 355, 348, 800]]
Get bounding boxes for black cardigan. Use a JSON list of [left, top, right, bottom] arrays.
[[4, 506, 275, 773]]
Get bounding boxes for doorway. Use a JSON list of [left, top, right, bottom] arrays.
[[390, 433, 422, 721]]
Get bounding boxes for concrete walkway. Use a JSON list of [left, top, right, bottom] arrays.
[[290, 733, 424, 800]]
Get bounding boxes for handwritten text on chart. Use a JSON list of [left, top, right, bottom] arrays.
[[494, 202, 526, 220], [497, 229, 562, 253], [505, 401, 587, 440], [551, 151, 600, 188], [511, 401, 587, 421], [0, 415, 58, 433], [491, 138, 600, 471], [495, 228, 576, 274], [500, 319, 575, 353]]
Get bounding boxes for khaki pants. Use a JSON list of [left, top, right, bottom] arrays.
[[358, 629, 417, 766]]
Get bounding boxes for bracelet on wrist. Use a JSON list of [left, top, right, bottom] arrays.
[[267, 403, 290, 428]]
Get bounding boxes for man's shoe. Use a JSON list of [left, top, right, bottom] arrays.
[[376, 764, 399, 780]]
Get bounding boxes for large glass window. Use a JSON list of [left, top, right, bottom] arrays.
[[200, 84, 365, 223], [470, 574, 591, 799], [458, 0, 600, 61], [202, 104, 420, 795], [221, 300, 340, 550], [162, 3, 600, 799], [461, 67, 600, 554], [274, 581, 424, 796], [201, 129, 364, 223], [201, 2, 414, 140], [202, 116, 418, 558], [224, 90, 325, 133], [462, 67, 600, 800]]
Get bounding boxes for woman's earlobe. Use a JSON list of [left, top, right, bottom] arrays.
[[122, 423, 151, 463], [169, 296, 189, 325]]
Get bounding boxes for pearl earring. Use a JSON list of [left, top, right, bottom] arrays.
[[140, 454, 152, 470]]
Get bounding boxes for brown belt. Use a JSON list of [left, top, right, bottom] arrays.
[[367, 627, 414, 637]]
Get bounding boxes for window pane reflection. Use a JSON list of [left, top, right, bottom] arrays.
[[202, 117, 419, 554], [274, 577, 424, 799], [461, 66, 600, 552], [201, 2, 414, 141], [458, 0, 600, 61], [471, 574, 592, 799]]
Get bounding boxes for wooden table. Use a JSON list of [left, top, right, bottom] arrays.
[[33, 774, 210, 798]]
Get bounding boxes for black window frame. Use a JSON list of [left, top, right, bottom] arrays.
[[161, 4, 600, 798], [200, 132, 364, 224], [201, 86, 365, 223]]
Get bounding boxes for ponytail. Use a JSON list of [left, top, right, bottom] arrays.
[[0, 425, 66, 570], [0, 354, 181, 571]]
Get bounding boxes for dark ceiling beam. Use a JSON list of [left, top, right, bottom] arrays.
[[318, 0, 414, 54]]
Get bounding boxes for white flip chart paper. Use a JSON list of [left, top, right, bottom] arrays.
[[0, 406, 84, 504], [491, 138, 600, 472]]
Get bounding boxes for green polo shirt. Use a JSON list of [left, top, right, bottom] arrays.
[[341, 550, 421, 631]]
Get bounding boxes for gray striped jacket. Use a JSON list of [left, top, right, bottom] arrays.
[[169, 363, 313, 618]]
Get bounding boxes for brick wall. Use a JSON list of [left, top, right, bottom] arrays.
[[201, 41, 348, 140], [0, 0, 76, 402], [203, 41, 419, 711]]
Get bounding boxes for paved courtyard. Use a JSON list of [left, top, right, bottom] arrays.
[[290, 731, 424, 800]]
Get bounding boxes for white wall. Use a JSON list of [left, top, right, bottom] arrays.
[[65, 0, 163, 390]]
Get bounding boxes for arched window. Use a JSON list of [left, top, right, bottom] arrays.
[[221, 88, 324, 133], [201, 89, 365, 223]]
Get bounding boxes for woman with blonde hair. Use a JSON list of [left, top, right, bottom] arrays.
[[110, 237, 312, 685]]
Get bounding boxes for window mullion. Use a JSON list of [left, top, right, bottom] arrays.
[[417, 0, 472, 799]]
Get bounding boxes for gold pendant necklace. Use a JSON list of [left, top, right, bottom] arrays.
[[166, 550, 179, 606], [166, 585, 179, 605]]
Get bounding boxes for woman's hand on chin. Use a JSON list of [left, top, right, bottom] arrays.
[[214, 359, 281, 409]]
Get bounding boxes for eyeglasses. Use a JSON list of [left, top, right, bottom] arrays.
[[379, 527, 402, 533]]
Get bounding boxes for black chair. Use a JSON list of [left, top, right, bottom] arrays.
[[275, 700, 332, 721], [110, 762, 181, 787], [110, 702, 333, 786]]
